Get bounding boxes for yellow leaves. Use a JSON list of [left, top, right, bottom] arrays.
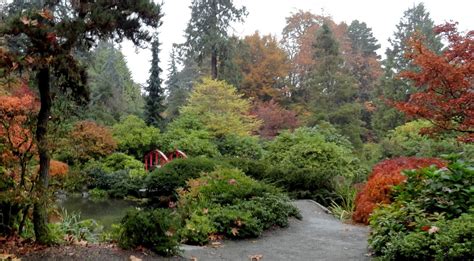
[[180, 77, 261, 137]]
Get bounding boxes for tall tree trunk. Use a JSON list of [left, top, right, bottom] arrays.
[[33, 67, 51, 244], [211, 49, 218, 80]]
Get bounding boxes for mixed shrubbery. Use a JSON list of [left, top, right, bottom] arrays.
[[367, 158, 473, 259]]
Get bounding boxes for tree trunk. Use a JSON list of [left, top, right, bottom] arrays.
[[211, 49, 218, 80], [33, 67, 52, 244]]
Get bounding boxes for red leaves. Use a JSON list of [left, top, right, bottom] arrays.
[[396, 22, 474, 142], [69, 121, 117, 162], [252, 100, 299, 139], [352, 157, 446, 224]]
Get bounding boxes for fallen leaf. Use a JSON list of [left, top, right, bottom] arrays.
[[38, 9, 54, 20], [231, 227, 239, 236], [190, 257, 198, 261], [20, 16, 30, 25], [202, 208, 209, 214], [228, 179, 237, 185]]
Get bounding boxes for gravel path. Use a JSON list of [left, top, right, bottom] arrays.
[[180, 200, 370, 261], [22, 200, 369, 261]]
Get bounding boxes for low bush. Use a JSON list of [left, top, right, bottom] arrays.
[[353, 157, 445, 224], [145, 158, 229, 202], [178, 168, 300, 245], [87, 167, 144, 198], [117, 208, 181, 256]]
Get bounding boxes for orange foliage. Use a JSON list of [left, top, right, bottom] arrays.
[[237, 32, 290, 101], [353, 157, 446, 224], [50, 160, 69, 177], [396, 22, 473, 142], [69, 120, 117, 162], [0, 83, 38, 168]]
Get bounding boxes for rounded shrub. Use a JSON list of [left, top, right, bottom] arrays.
[[216, 134, 263, 159], [118, 208, 181, 256]]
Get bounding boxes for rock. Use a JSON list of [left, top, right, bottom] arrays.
[[81, 191, 89, 198]]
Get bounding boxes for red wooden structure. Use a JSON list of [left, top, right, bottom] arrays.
[[144, 149, 187, 172]]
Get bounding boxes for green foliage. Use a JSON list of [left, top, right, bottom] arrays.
[[223, 157, 269, 180], [381, 120, 474, 159], [86, 41, 144, 125], [86, 166, 143, 199], [180, 78, 261, 137], [145, 38, 166, 129], [178, 168, 300, 244], [180, 212, 217, 245], [88, 188, 108, 200], [118, 208, 181, 256], [112, 115, 161, 159], [101, 153, 145, 177], [216, 134, 263, 159], [58, 209, 103, 243], [329, 178, 357, 221], [145, 158, 229, 202], [394, 158, 473, 219], [368, 158, 474, 260]]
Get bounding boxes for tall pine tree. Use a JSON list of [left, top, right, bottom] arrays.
[[372, 3, 442, 137], [145, 38, 165, 129], [308, 23, 365, 148]]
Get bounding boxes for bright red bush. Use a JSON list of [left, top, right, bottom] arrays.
[[353, 157, 445, 224]]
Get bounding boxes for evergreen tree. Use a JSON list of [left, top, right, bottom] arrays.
[[308, 23, 365, 148], [165, 46, 201, 122], [347, 20, 381, 56], [372, 3, 442, 137], [145, 38, 165, 129], [184, 0, 247, 79]]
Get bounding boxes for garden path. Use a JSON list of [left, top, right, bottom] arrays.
[[22, 200, 369, 261], [181, 200, 370, 261]]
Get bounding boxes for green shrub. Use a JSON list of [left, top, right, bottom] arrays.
[[118, 208, 181, 256], [112, 115, 161, 159], [223, 157, 269, 180], [87, 167, 143, 199], [368, 158, 474, 260], [394, 158, 473, 219], [178, 168, 301, 244], [145, 158, 229, 202], [168, 131, 221, 158], [263, 127, 365, 204], [209, 206, 262, 239], [180, 212, 217, 245], [88, 188, 108, 200], [381, 120, 474, 159], [101, 153, 145, 177], [216, 135, 263, 159]]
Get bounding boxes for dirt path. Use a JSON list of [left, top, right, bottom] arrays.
[[22, 200, 369, 261], [181, 200, 370, 261]]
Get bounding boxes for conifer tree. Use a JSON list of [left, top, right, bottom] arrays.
[[145, 38, 165, 129]]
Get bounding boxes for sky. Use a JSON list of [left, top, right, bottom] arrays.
[[121, 0, 474, 86]]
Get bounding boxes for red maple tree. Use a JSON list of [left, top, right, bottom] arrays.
[[396, 22, 473, 142], [252, 100, 299, 138]]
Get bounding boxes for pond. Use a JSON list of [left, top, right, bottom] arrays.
[[56, 196, 137, 229]]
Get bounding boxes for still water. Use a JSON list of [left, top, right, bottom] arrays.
[[56, 196, 137, 229]]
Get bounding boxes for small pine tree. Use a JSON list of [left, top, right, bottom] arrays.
[[145, 38, 166, 129]]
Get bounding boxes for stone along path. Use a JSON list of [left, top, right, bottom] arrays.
[[181, 200, 370, 261]]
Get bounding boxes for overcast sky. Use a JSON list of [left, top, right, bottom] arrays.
[[121, 0, 474, 86]]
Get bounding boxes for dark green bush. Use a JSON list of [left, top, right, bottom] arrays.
[[118, 208, 181, 256], [216, 135, 263, 159], [223, 157, 269, 180], [87, 167, 143, 198], [209, 206, 262, 239], [264, 167, 338, 206], [145, 157, 229, 202]]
